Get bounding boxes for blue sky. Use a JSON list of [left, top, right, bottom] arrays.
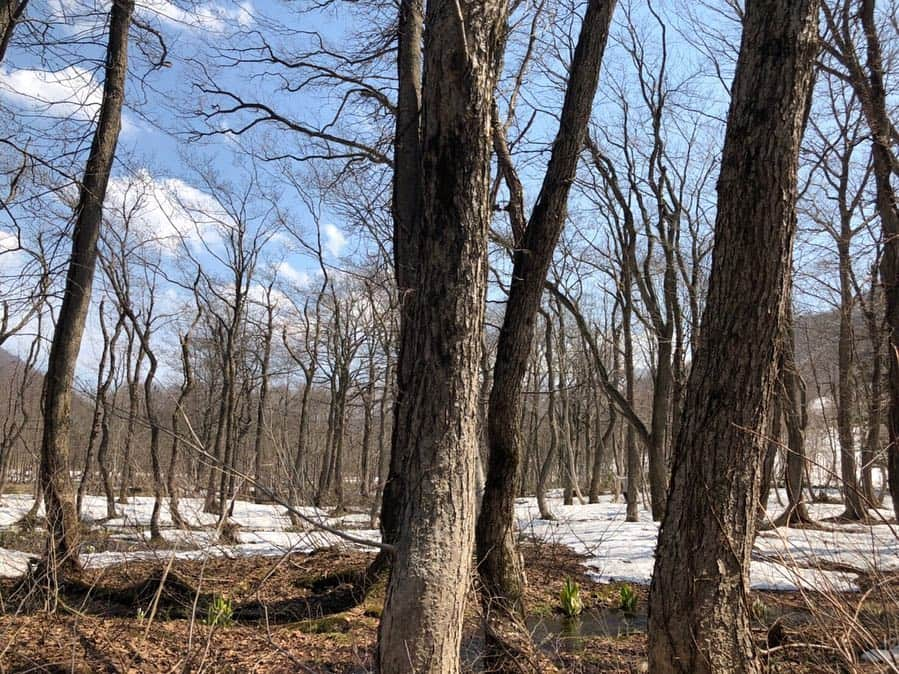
[[0, 0, 885, 387]]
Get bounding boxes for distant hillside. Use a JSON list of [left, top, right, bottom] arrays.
[[793, 307, 881, 395]]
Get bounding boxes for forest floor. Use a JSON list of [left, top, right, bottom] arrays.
[[0, 491, 896, 672]]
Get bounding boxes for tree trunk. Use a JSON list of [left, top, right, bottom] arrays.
[[648, 333, 673, 520], [758, 392, 781, 523], [536, 313, 558, 521], [97, 377, 118, 520], [252, 296, 274, 503], [76, 303, 111, 518], [647, 1, 819, 671], [141, 336, 164, 542], [0, 0, 27, 64], [77, 306, 121, 518], [169, 316, 198, 529], [856, 0, 899, 523], [475, 0, 616, 651], [836, 240, 866, 520], [774, 303, 813, 526], [38, 0, 134, 584], [118, 334, 143, 504], [622, 296, 639, 523], [480, 3, 620, 630], [590, 407, 614, 503], [204, 377, 228, 513], [861, 274, 883, 504], [377, 0, 507, 669], [360, 358, 375, 497], [376, 0, 423, 565]]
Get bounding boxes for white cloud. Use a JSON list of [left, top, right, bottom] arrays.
[[0, 66, 101, 120], [104, 170, 228, 251], [323, 223, 347, 258], [138, 0, 254, 33], [277, 260, 311, 287], [44, 0, 253, 35], [0, 230, 18, 252]]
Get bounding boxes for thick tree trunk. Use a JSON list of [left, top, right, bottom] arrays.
[[856, 0, 899, 523], [38, 0, 133, 583], [476, 1, 615, 634], [374, 0, 422, 568], [478, 2, 621, 636], [647, 1, 819, 671], [377, 0, 507, 669], [0, 0, 27, 63]]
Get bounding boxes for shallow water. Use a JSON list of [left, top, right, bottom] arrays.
[[527, 609, 647, 652], [461, 607, 647, 670]]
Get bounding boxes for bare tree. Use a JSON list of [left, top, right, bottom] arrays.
[[647, 0, 820, 671], [821, 0, 899, 521], [475, 1, 616, 663], [376, 0, 508, 668], [37, 0, 134, 586]]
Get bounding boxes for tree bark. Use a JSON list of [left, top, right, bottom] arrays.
[[76, 301, 118, 518], [169, 312, 199, 529], [375, 0, 423, 566], [836, 237, 867, 520], [536, 312, 558, 521], [377, 0, 507, 669], [857, 0, 899, 523], [647, 1, 819, 671], [38, 0, 133, 583], [0, 0, 27, 64], [476, 0, 617, 644], [252, 289, 274, 503], [774, 301, 813, 526]]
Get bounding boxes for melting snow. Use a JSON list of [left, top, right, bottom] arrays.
[[0, 491, 895, 595]]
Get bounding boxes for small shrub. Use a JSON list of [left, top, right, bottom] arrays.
[[560, 577, 583, 617], [619, 584, 637, 613], [203, 594, 234, 628], [751, 598, 770, 623]]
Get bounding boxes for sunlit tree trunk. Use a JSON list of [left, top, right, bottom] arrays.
[[647, 0, 819, 670], [39, 0, 134, 585]]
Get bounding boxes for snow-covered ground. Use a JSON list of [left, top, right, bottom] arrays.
[[0, 494, 380, 578], [0, 491, 896, 595], [517, 491, 897, 592]]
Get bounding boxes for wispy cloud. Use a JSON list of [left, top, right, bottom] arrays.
[[323, 223, 347, 258], [0, 65, 101, 120], [105, 170, 228, 251]]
